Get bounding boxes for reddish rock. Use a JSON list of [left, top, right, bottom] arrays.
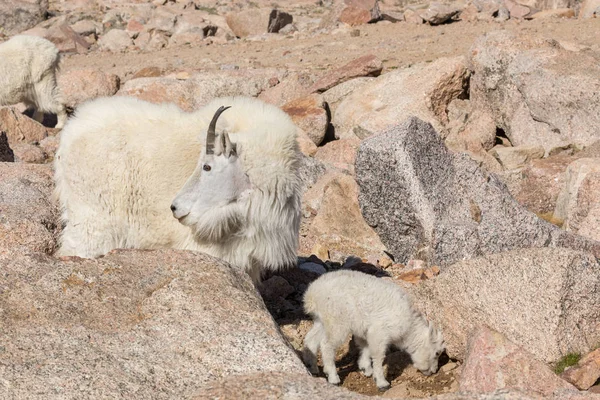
[[504, 0, 532, 18], [282, 94, 328, 146], [314, 138, 361, 174], [460, 326, 577, 395], [58, 69, 121, 108], [561, 349, 600, 390], [308, 54, 383, 93], [339, 0, 381, 25], [0, 107, 50, 146], [126, 17, 145, 34], [132, 66, 164, 79], [306, 174, 386, 258]]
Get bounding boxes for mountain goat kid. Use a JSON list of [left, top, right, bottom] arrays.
[[54, 95, 302, 283], [302, 270, 445, 390], [0, 35, 67, 129]]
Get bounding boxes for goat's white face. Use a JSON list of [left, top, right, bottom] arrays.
[[171, 106, 252, 237], [411, 322, 446, 376]]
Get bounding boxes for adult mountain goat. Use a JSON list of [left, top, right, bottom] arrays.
[[0, 35, 67, 129], [54, 95, 302, 282]]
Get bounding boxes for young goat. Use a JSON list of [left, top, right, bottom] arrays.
[[302, 270, 445, 390], [54, 96, 302, 283], [0, 35, 67, 129]]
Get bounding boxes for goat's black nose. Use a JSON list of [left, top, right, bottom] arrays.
[[170, 204, 177, 212]]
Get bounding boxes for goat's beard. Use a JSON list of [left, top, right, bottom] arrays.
[[188, 203, 245, 243]]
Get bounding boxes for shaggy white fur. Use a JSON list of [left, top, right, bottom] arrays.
[[302, 270, 445, 390], [0, 35, 67, 128], [54, 95, 302, 283]]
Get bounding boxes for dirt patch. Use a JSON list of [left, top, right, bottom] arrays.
[[61, 18, 600, 85]]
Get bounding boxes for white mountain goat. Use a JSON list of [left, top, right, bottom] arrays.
[[54, 95, 302, 282], [0, 35, 67, 129], [302, 270, 445, 390]]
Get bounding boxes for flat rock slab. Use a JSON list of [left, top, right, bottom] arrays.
[[410, 247, 600, 363], [0, 250, 307, 399], [355, 117, 600, 266]]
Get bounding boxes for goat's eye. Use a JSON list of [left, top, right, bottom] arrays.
[[203, 164, 211, 172]]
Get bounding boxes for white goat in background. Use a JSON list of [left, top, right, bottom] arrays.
[[54, 95, 302, 283], [0, 35, 67, 129], [302, 270, 445, 390]]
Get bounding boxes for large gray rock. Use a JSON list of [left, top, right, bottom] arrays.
[[355, 117, 600, 266], [410, 248, 600, 363], [0, 249, 307, 399], [0, 0, 48, 35], [468, 30, 600, 154], [0, 163, 58, 256]]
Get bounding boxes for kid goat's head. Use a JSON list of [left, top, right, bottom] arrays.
[[170, 106, 252, 240]]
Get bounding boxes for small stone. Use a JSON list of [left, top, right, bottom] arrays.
[[421, 2, 460, 25], [259, 275, 295, 301], [440, 362, 458, 373], [311, 243, 330, 261], [298, 262, 327, 275], [404, 9, 424, 24], [397, 268, 427, 283], [378, 256, 393, 269]]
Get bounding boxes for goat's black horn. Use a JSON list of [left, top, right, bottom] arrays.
[[205, 105, 231, 155]]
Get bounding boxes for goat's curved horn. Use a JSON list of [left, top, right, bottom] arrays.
[[205, 105, 231, 155]]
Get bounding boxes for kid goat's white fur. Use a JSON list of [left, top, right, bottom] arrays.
[[0, 35, 67, 129], [54, 95, 302, 283], [302, 270, 445, 390]]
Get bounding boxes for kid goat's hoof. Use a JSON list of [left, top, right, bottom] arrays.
[[377, 384, 391, 392]]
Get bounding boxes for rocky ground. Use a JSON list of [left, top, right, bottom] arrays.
[[1, 0, 600, 399]]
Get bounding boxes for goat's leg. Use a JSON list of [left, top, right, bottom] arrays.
[[367, 329, 391, 391], [355, 336, 373, 377], [302, 320, 324, 374], [34, 71, 67, 129]]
